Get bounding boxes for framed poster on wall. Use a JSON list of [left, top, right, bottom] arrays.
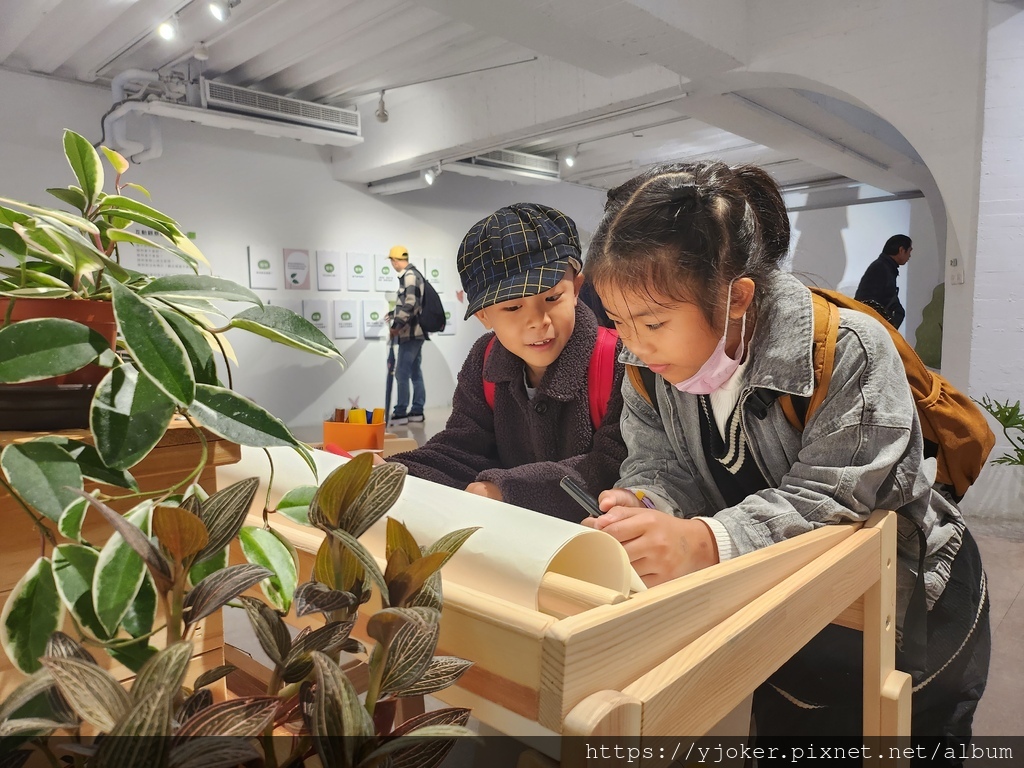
[[333, 299, 359, 339], [347, 252, 372, 291], [302, 299, 330, 334], [316, 250, 342, 291], [424, 257, 445, 292], [375, 253, 396, 293], [247, 246, 280, 290], [283, 248, 310, 290], [363, 300, 390, 339]]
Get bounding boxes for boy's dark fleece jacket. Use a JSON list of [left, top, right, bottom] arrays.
[[390, 304, 627, 520]]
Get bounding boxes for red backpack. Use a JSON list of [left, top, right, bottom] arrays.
[[482, 326, 619, 430]]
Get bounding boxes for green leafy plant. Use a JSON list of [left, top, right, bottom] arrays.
[[0, 454, 478, 767], [0, 129, 341, 475], [978, 396, 1024, 466]]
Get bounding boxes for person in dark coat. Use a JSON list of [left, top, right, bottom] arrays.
[[854, 234, 913, 329], [389, 203, 627, 520]]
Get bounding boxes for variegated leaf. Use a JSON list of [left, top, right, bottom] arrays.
[[191, 664, 236, 691], [176, 688, 212, 724], [379, 612, 441, 695], [294, 581, 358, 617], [238, 595, 290, 666], [344, 462, 408, 537], [0, 557, 64, 674], [168, 737, 261, 768], [174, 696, 279, 740], [375, 708, 473, 768], [130, 642, 194, 704], [45, 631, 95, 723], [309, 652, 374, 768], [281, 620, 356, 683], [385, 517, 421, 565], [182, 564, 272, 627], [409, 570, 443, 612], [366, 607, 437, 650], [0, 669, 54, 721], [74, 491, 171, 589], [51, 544, 108, 641], [92, 503, 154, 638], [42, 656, 130, 732], [311, 453, 373, 530], [238, 526, 297, 613], [386, 552, 449, 608], [276, 484, 316, 526], [0, 718, 74, 738], [94, 690, 172, 768], [394, 657, 473, 698], [326, 528, 389, 604], [193, 477, 260, 564], [424, 527, 481, 570]]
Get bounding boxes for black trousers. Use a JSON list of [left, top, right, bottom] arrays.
[[750, 529, 990, 766]]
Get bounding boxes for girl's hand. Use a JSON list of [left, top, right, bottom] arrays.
[[583, 504, 718, 587], [466, 481, 504, 501]]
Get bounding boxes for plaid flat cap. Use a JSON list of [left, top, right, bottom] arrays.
[[458, 203, 582, 320]]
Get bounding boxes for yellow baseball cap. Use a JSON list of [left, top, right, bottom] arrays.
[[388, 245, 409, 260]]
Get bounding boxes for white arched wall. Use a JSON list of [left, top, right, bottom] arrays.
[[736, 0, 989, 389]]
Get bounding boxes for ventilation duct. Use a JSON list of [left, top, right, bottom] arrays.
[[446, 149, 561, 184]]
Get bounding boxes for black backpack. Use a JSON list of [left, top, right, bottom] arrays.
[[415, 270, 447, 334]]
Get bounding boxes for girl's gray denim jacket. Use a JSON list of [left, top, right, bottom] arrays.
[[616, 271, 965, 621]]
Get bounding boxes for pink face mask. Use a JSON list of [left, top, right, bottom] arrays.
[[673, 282, 747, 395]]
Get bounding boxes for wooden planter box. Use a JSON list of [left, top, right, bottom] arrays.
[[0, 420, 241, 699], [236, 510, 911, 742]]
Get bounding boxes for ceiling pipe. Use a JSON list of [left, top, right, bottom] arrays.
[[103, 69, 161, 159]]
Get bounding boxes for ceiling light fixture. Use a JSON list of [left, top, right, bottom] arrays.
[[209, 0, 240, 21], [375, 91, 389, 123], [559, 145, 579, 168], [421, 164, 441, 186], [157, 15, 179, 40]]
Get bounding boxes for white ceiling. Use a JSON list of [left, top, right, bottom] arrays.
[[0, 0, 928, 193]]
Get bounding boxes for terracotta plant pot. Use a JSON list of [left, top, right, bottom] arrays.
[[0, 298, 116, 430]]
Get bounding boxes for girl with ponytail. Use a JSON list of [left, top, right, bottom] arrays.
[[584, 162, 988, 757]]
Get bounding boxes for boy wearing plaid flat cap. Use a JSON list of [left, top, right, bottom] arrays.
[[389, 203, 627, 519]]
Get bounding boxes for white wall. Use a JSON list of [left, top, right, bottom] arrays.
[[786, 195, 941, 345], [0, 68, 604, 429]]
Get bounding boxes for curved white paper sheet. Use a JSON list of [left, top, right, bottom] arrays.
[[218, 446, 643, 610]]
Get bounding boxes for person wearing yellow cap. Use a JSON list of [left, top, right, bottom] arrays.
[[386, 245, 426, 425]]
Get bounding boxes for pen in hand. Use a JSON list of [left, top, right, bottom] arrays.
[[559, 476, 603, 518]]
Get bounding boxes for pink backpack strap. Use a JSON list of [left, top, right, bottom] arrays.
[[482, 335, 497, 410], [587, 327, 619, 430]]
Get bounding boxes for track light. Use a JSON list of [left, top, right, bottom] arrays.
[[560, 146, 578, 168], [209, 0, 240, 21], [375, 91, 389, 123], [422, 165, 441, 186], [157, 15, 179, 40]]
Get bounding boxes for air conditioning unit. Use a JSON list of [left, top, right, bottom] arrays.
[[446, 149, 560, 184], [201, 79, 360, 137], [103, 73, 362, 161]]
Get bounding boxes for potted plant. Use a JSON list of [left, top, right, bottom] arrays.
[[977, 396, 1024, 467], [0, 454, 478, 767], [0, 130, 340, 687]]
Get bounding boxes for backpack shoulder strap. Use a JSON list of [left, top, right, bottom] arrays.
[[778, 289, 841, 431], [482, 335, 497, 410], [587, 327, 619, 429], [625, 363, 661, 415]]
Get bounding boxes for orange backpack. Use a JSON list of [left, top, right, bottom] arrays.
[[627, 287, 994, 499]]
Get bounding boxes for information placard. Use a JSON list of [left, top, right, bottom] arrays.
[[316, 250, 342, 291]]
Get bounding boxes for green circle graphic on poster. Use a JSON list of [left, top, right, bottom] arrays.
[[354, 265, 363, 274], [371, 312, 380, 321], [341, 312, 352, 321], [312, 312, 321, 322], [258, 259, 270, 269], [325, 263, 335, 273]]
